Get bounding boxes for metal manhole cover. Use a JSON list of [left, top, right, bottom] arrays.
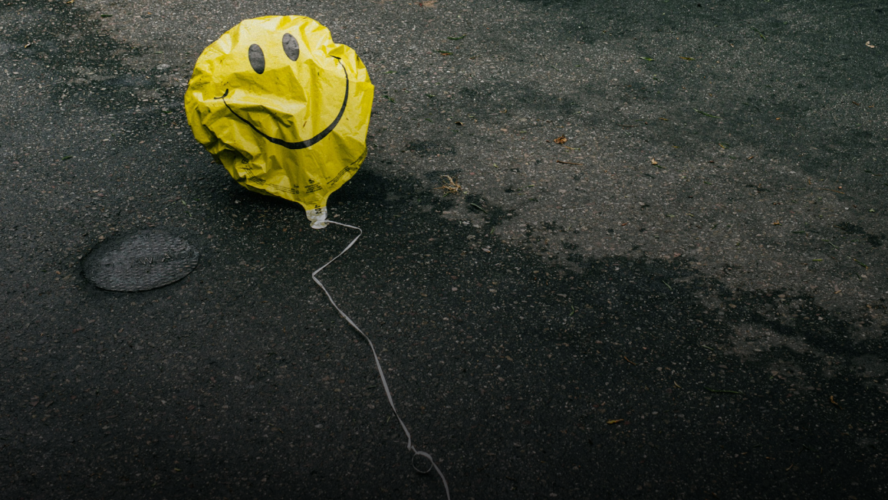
[[82, 229, 200, 292]]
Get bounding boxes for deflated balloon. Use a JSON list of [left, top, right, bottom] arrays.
[[185, 16, 374, 227]]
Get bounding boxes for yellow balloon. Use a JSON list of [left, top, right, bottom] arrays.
[[185, 16, 374, 227]]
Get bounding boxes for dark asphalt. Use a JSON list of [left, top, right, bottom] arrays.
[[2, 1, 887, 498]]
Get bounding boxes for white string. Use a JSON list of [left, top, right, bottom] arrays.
[[312, 220, 452, 500]]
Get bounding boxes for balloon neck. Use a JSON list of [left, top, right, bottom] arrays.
[[307, 207, 328, 229]]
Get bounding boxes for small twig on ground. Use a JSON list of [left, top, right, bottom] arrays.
[[437, 175, 461, 195], [705, 387, 743, 395], [19, 314, 40, 337]]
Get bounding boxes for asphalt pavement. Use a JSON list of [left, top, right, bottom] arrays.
[[2, 0, 887, 498]]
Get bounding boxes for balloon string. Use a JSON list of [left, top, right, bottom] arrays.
[[312, 220, 452, 500]]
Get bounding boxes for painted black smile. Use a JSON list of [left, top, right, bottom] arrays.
[[219, 58, 349, 150]]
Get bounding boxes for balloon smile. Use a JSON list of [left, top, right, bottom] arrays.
[[218, 58, 349, 150]]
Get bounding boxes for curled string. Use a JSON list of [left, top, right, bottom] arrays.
[[312, 220, 451, 500]]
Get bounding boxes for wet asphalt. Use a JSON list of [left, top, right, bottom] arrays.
[[1, 0, 887, 498]]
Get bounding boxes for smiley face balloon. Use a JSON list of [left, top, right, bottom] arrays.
[[185, 16, 374, 228]]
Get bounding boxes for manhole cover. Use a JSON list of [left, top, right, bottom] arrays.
[[82, 229, 199, 292]]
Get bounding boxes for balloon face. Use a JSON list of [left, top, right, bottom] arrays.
[[185, 16, 374, 222]]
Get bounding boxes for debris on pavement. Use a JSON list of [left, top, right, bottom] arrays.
[[438, 175, 462, 195]]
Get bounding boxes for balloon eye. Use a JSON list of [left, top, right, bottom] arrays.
[[248, 44, 265, 74], [282, 33, 300, 61]]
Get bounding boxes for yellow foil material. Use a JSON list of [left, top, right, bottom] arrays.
[[185, 16, 374, 226]]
